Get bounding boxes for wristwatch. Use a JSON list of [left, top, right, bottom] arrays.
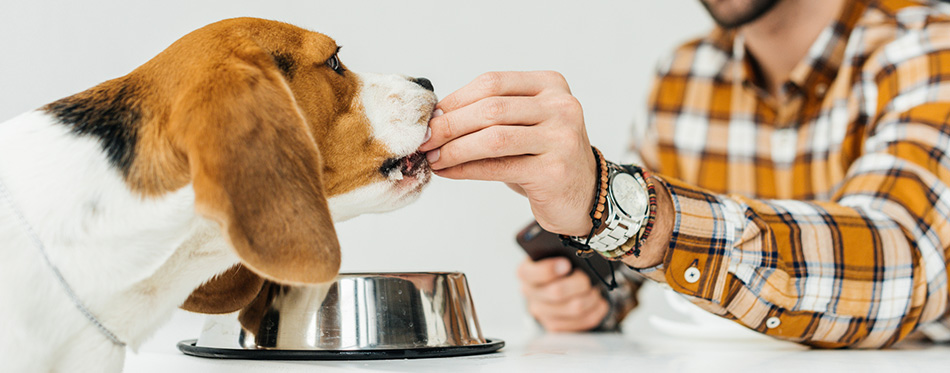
[[571, 162, 650, 256]]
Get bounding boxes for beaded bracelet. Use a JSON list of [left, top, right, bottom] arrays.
[[591, 147, 609, 224], [559, 146, 609, 258], [556, 146, 619, 290], [632, 168, 659, 255]]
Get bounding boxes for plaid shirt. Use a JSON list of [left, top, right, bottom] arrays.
[[628, 0, 950, 348]]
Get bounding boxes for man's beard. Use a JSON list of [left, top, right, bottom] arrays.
[[701, 0, 784, 29]]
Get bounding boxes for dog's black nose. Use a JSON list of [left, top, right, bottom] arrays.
[[412, 77, 434, 92]]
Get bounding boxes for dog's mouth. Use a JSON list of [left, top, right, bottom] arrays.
[[379, 151, 430, 181]]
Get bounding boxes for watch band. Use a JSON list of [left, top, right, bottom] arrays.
[[570, 162, 650, 258]]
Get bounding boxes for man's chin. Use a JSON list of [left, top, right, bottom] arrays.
[[701, 0, 783, 29]]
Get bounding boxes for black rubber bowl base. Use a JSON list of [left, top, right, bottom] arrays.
[[177, 338, 504, 361]]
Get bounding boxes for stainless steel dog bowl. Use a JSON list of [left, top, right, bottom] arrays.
[[178, 272, 503, 360]]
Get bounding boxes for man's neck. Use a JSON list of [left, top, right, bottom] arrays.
[[740, 0, 847, 98]]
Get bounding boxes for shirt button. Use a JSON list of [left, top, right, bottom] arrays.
[[766, 317, 781, 329], [815, 83, 828, 97], [684, 267, 701, 283]]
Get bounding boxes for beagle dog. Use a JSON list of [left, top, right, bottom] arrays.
[[0, 18, 435, 372]]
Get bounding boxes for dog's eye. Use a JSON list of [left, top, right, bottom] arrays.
[[325, 47, 345, 76]]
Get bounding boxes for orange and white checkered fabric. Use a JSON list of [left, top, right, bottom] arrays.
[[629, 0, 950, 347]]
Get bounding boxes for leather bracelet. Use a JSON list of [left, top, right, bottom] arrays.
[[560, 146, 608, 257], [558, 146, 620, 290]]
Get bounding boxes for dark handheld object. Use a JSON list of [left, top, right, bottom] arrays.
[[516, 221, 614, 287]]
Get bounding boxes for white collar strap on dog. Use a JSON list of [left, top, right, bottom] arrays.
[[0, 177, 126, 347]]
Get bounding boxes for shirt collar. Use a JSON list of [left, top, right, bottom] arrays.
[[734, 0, 869, 101]]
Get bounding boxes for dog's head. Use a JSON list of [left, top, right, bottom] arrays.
[[57, 18, 435, 311]]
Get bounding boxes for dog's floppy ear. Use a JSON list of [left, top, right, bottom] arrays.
[[173, 47, 341, 293], [181, 265, 265, 313]]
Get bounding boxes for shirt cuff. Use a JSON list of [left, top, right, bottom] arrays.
[[628, 176, 745, 303]]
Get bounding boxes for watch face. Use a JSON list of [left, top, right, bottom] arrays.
[[611, 173, 646, 216]]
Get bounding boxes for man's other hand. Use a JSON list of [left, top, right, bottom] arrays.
[[517, 257, 609, 332]]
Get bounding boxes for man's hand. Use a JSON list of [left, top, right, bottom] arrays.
[[419, 71, 597, 236], [517, 257, 609, 332]]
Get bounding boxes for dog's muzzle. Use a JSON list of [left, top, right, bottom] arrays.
[[380, 151, 428, 179]]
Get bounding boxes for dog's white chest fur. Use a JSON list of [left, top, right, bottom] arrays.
[[0, 112, 201, 289], [0, 111, 237, 371], [0, 18, 436, 373]]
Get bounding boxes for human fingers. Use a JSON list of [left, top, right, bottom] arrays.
[[517, 257, 572, 287], [432, 154, 537, 183], [533, 294, 609, 332], [437, 71, 571, 113], [427, 125, 549, 170], [522, 270, 595, 304], [419, 96, 548, 152], [528, 285, 604, 319]]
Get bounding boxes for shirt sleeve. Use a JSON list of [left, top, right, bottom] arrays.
[[631, 44, 950, 348]]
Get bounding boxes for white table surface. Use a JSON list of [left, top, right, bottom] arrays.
[[124, 284, 950, 373]]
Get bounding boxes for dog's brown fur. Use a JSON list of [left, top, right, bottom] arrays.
[[44, 18, 419, 314]]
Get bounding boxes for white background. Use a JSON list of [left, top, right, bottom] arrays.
[[0, 0, 711, 337]]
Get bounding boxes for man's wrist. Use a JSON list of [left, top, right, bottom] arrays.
[[621, 176, 673, 269], [566, 161, 653, 258]]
